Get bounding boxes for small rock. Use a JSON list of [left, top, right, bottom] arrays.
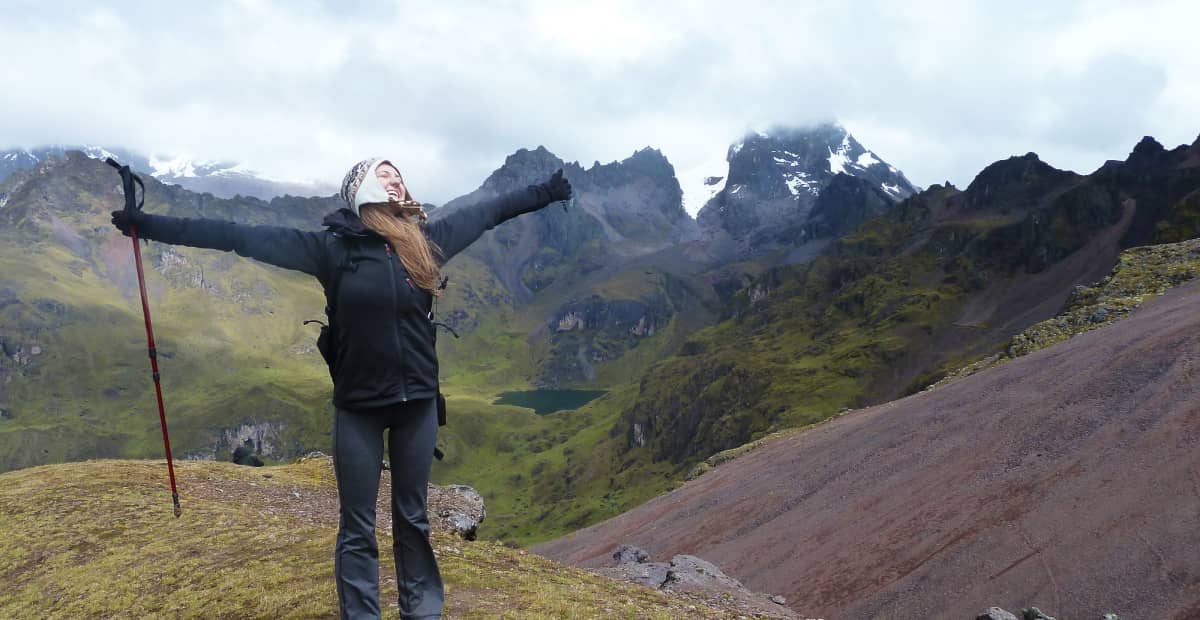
[[1089, 307, 1110, 323], [976, 607, 1018, 620], [262, 473, 273, 479], [1022, 608, 1057, 620], [770, 595, 787, 605], [296, 451, 333, 466], [613, 544, 650, 565]]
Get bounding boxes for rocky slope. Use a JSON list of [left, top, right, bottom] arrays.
[[535, 277, 1200, 619]]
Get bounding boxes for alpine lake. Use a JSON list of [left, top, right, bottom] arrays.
[[493, 389, 609, 415]]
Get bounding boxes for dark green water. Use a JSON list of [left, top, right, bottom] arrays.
[[493, 389, 608, 415]]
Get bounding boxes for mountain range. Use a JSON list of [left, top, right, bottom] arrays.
[[2, 123, 1198, 559], [0, 145, 335, 200]]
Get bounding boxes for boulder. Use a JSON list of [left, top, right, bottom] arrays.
[[427, 484, 485, 540], [664, 554, 745, 590], [597, 546, 800, 618], [613, 544, 649, 565], [612, 561, 671, 589], [976, 608, 1019, 620]]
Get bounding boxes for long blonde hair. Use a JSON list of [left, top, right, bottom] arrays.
[[359, 203, 443, 295]]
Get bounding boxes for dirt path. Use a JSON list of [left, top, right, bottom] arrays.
[[535, 280, 1200, 619]]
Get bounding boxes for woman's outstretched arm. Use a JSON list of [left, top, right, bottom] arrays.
[[112, 211, 328, 278], [425, 170, 571, 264]]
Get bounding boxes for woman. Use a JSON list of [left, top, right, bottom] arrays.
[[112, 158, 572, 619]]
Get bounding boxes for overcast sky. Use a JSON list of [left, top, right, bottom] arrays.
[[2, 0, 1197, 214]]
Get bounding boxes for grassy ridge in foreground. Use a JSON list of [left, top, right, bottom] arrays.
[[0, 459, 739, 619]]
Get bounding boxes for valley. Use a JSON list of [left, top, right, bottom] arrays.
[[2, 127, 1197, 552]]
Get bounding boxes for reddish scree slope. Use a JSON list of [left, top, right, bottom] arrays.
[[534, 281, 1200, 619]]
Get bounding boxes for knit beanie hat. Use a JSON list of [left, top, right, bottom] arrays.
[[339, 158, 414, 217]]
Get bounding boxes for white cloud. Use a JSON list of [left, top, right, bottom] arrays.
[[1, 0, 1196, 212]]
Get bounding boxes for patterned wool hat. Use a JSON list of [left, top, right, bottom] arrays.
[[339, 158, 414, 217]]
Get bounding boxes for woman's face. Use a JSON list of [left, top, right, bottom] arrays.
[[375, 163, 407, 202]]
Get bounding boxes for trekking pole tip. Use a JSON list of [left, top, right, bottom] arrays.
[[172, 493, 182, 518]]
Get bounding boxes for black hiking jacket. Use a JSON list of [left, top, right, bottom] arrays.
[[133, 186, 555, 411]]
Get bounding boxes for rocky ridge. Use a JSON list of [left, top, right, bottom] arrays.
[[696, 122, 918, 248], [601, 544, 800, 618]]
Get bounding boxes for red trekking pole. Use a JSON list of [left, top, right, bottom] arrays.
[[107, 158, 182, 518]]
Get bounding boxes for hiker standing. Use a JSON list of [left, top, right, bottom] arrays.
[[112, 158, 572, 619]]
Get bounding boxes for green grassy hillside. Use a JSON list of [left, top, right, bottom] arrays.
[[0, 156, 337, 469]]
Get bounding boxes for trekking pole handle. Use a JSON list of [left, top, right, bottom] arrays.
[[105, 158, 145, 213]]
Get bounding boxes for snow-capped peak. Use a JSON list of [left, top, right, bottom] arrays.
[[82, 146, 119, 162], [696, 122, 918, 213], [2, 149, 38, 163], [149, 154, 201, 178]]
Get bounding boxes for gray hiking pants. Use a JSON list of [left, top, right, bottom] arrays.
[[333, 399, 443, 620]]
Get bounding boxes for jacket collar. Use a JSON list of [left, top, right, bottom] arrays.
[[322, 208, 376, 238]]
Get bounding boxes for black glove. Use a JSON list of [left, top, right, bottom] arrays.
[[537, 169, 572, 203], [111, 208, 150, 237], [546, 169, 572, 202]]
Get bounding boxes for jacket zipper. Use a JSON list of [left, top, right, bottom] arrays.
[[384, 243, 409, 402]]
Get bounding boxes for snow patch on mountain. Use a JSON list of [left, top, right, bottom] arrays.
[[856, 151, 882, 167], [827, 134, 852, 175], [82, 146, 119, 162], [3, 150, 38, 163], [771, 149, 822, 197], [785, 172, 820, 196], [149, 154, 200, 178], [679, 151, 733, 216]]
